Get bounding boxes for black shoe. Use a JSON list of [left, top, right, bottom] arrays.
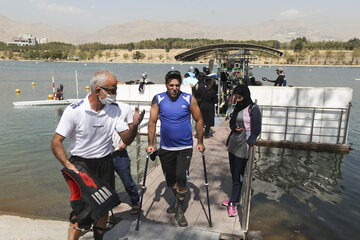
[[166, 201, 177, 214], [174, 205, 188, 227]]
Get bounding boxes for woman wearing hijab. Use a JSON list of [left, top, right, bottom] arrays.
[[223, 85, 261, 217]]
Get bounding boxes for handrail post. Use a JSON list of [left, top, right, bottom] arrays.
[[239, 146, 255, 232], [309, 108, 316, 143], [343, 102, 352, 144], [336, 109, 343, 144], [136, 130, 141, 184], [284, 107, 289, 141]]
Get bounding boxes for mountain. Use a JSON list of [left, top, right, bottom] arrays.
[[0, 16, 357, 45]]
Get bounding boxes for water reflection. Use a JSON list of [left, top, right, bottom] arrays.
[[253, 147, 344, 209]]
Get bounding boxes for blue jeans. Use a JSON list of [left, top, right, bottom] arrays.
[[113, 149, 139, 206], [228, 152, 248, 205]]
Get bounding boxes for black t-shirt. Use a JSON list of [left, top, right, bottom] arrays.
[[274, 75, 285, 86]]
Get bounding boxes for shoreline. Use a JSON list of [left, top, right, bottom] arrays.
[[2, 58, 360, 68]]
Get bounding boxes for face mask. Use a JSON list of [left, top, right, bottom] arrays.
[[98, 89, 116, 105]]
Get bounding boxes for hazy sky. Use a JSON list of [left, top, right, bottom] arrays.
[[0, 0, 359, 31]]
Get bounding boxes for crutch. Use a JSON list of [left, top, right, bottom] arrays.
[[201, 151, 213, 227], [135, 153, 150, 231]]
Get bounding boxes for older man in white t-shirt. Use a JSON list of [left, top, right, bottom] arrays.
[[52, 70, 144, 240]]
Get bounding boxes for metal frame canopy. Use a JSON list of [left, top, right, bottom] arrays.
[[175, 43, 284, 116], [174, 43, 283, 61]]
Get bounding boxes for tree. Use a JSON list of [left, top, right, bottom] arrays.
[[105, 51, 111, 60], [127, 43, 135, 52], [97, 50, 103, 60], [123, 53, 129, 60], [324, 50, 333, 65], [285, 54, 296, 64], [290, 37, 309, 52], [352, 47, 360, 64], [132, 51, 145, 61], [312, 49, 321, 64], [336, 51, 346, 64]]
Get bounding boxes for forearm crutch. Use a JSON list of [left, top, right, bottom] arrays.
[[201, 151, 213, 227], [135, 153, 150, 231]]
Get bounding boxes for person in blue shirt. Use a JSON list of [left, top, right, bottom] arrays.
[[182, 72, 198, 87], [146, 70, 205, 227]]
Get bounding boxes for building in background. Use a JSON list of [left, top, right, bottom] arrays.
[[6, 33, 48, 46]]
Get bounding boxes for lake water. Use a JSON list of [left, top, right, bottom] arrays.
[[0, 60, 359, 240]]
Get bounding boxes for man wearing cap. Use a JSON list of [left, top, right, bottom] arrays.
[[274, 68, 285, 86], [146, 70, 205, 227]]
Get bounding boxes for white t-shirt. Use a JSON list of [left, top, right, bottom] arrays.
[[55, 94, 128, 159], [112, 102, 133, 150]]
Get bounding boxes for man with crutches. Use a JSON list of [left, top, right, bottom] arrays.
[[146, 70, 205, 227]]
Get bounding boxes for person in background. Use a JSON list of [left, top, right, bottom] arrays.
[[193, 67, 200, 78], [146, 70, 205, 227], [182, 72, 198, 87], [51, 70, 144, 240], [223, 85, 261, 217], [112, 102, 140, 215], [248, 77, 263, 86], [194, 72, 216, 138], [268, 68, 286, 86], [56, 87, 63, 100], [187, 67, 195, 78]]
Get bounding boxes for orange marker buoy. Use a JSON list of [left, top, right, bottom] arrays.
[[48, 94, 54, 100], [32, 82, 36, 86], [86, 85, 90, 91], [15, 89, 20, 94]]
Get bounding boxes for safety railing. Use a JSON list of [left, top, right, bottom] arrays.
[[258, 103, 352, 145], [124, 121, 160, 186], [238, 146, 256, 232]]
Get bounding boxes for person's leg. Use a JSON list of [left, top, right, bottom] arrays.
[[113, 150, 139, 210], [227, 152, 248, 217], [174, 149, 192, 227], [159, 149, 177, 212], [204, 125, 211, 138], [93, 213, 108, 240], [68, 221, 81, 240]]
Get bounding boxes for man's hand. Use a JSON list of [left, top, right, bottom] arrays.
[[117, 141, 127, 151], [65, 162, 79, 174], [146, 145, 154, 154], [236, 127, 244, 133], [196, 143, 205, 152], [133, 107, 145, 126]]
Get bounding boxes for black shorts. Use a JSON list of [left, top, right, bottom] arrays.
[[69, 154, 115, 190], [158, 148, 192, 188]]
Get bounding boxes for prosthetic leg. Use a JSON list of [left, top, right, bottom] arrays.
[[174, 190, 188, 227]]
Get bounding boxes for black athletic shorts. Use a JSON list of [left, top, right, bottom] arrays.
[[69, 154, 115, 190], [158, 148, 192, 188]]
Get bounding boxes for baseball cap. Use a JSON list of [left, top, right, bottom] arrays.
[[276, 68, 284, 72]]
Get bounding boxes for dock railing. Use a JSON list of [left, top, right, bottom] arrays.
[[257, 102, 352, 151], [238, 146, 255, 232]]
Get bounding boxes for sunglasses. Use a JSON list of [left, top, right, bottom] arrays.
[[99, 86, 117, 94]]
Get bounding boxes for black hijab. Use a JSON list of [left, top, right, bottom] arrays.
[[229, 84, 253, 131]]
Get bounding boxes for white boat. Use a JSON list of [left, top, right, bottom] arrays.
[[13, 99, 78, 106], [13, 70, 80, 107]]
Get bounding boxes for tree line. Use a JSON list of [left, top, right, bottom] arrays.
[[1, 37, 360, 63]]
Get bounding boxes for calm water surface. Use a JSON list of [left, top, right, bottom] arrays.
[[0, 61, 359, 240]]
